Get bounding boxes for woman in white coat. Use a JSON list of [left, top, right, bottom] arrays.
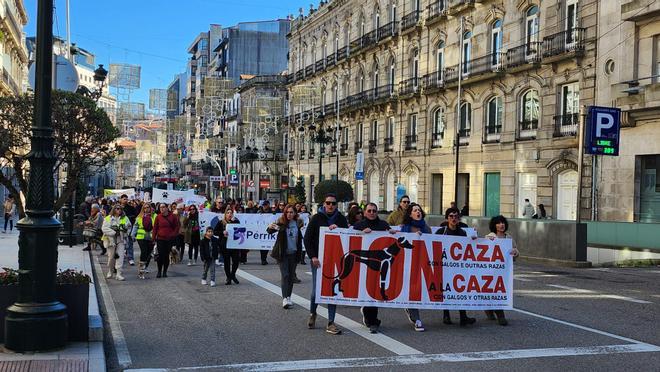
[[102, 205, 132, 281]]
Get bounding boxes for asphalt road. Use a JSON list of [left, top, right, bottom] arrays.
[[94, 250, 660, 372]]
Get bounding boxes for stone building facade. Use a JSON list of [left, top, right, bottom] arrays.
[[286, 0, 597, 219], [595, 0, 660, 223]]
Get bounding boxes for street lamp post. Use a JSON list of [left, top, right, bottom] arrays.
[[5, 0, 68, 351]]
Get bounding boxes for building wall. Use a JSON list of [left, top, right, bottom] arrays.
[[0, 0, 27, 96], [595, 1, 660, 222], [287, 0, 596, 219]]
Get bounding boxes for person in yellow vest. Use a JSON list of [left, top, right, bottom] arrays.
[[131, 204, 156, 279], [102, 205, 132, 281]]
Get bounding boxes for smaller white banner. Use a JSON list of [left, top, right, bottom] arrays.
[[226, 224, 277, 250], [152, 189, 196, 205]]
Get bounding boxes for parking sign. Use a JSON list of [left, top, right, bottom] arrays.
[[586, 106, 621, 156]]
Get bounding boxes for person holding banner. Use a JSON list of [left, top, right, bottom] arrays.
[[304, 193, 348, 335], [352, 202, 397, 333], [153, 203, 180, 278], [214, 207, 241, 285], [184, 205, 201, 266], [387, 195, 411, 226], [267, 204, 304, 309], [485, 215, 519, 326], [132, 203, 156, 279], [400, 202, 431, 332], [435, 207, 477, 327]]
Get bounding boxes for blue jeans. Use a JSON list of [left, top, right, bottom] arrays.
[[310, 264, 336, 322], [125, 236, 134, 260]]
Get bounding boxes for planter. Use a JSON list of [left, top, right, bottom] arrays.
[[0, 283, 89, 342], [0, 285, 18, 343]]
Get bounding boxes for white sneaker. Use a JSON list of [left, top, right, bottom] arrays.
[[187, 261, 192, 266], [210, 281, 216, 287], [286, 297, 293, 307], [106, 271, 113, 279], [201, 279, 207, 285], [129, 260, 135, 266], [282, 298, 290, 309], [115, 273, 125, 281], [414, 320, 425, 332]]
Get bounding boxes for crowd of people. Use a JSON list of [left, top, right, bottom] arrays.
[[76, 191, 519, 336]]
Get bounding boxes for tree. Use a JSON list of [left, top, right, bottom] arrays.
[[314, 179, 353, 203], [293, 176, 306, 204], [0, 91, 121, 218]]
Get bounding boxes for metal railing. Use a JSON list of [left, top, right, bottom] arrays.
[[337, 46, 348, 62], [295, 70, 304, 81], [405, 135, 417, 150], [288, 150, 295, 160], [372, 84, 397, 100], [543, 28, 585, 58], [384, 137, 394, 152], [305, 65, 314, 77], [553, 113, 579, 137], [401, 11, 420, 31], [428, 2, 448, 21], [399, 77, 421, 96], [326, 54, 336, 68], [519, 119, 539, 131], [467, 52, 506, 76], [309, 147, 315, 158], [431, 132, 443, 148], [315, 59, 325, 72], [369, 139, 377, 153], [506, 42, 542, 68], [2, 68, 19, 94], [424, 71, 445, 90], [299, 149, 305, 160], [377, 21, 399, 42]]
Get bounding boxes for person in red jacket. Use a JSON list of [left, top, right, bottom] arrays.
[[152, 203, 180, 278]]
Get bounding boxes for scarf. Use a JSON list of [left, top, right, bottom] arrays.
[[142, 215, 153, 232], [401, 218, 428, 233], [325, 208, 339, 225]]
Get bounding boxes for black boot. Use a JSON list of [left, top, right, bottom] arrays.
[[484, 310, 496, 320], [459, 310, 476, 326], [495, 310, 508, 326], [443, 310, 452, 325]]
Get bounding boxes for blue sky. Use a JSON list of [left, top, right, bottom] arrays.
[[24, 0, 309, 109]]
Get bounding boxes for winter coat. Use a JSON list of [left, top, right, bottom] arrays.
[[267, 219, 304, 262]]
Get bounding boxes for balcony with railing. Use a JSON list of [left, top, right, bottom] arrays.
[[337, 46, 348, 63], [331, 144, 338, 156], [377, 21, 399, 42], [399, 77, 421, 97], [305, 65, 314, 77], [431, 132, 443, 148], [295, 70, 304, 81], [326, 54, 336, 69], [354, 141, 363, 154], [340, 143, 348, 156], [506, 42, 542, 70], [2, 67, 20, 95], [324, 102, 336, 116], [288, 150, 295, 160], [298, 149, 305, 160], [309, 147, 315, 159], [368, 139, 377, 154], [423, 71, 445, 92], [518, 119, 538, 139], [542, 28, 585, 61], [315, 59, 325, 72], [405, 135, 417, 150], [553, 113, 579, 137], [401, 11, 420, 32], [427, 2, 448, 24], [371, 84, 398, 103], [484, 125, 502, 143], [448, 0, 476, 14], [458, 128, 470, 145], [384, 137, 394, 152]]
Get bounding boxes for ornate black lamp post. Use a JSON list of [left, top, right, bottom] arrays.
[[5, 0, 68, 351], [76, 64, 108, 101]]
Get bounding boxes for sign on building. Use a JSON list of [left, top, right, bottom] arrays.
[[586, 106, 621, 156]]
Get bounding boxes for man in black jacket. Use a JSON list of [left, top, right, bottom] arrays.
[[435, 207, 476, 327], [304, 193, 348, 335], [352, 203, 395, 333]]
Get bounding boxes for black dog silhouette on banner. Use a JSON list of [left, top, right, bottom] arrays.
[[324, 236, 414, 300]]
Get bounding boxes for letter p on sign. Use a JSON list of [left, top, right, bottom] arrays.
[[595, 112, 615, 137]]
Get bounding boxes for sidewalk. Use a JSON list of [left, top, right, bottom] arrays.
[[0, 230, 106, 372]]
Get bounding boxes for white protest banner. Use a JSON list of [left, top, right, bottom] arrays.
[[183, 194, 207, 208], [199, 211, 310, 250], [315, 228, 513, 310], [152, 189, 195, 205], [103, 188, 135, 199], [226, 224, 277, 250]]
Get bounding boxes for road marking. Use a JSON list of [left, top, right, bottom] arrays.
[[235, 269, 423, 356], [124, 343, 660, 371], [514, 276, 534, 282], [545, 284, 652, 304], [92, 255, 132, 369]]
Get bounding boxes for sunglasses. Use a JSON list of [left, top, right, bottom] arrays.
[[325, 201, 338, 205], [401, 200, 410, 204]]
